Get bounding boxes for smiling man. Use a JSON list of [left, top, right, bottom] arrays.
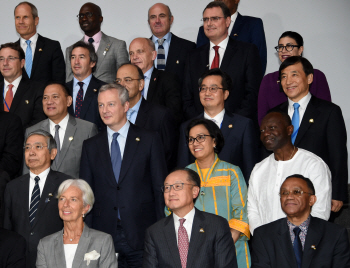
[[247, 111, 331, 234]]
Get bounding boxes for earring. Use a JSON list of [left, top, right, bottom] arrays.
[[82, 214, 85, 218]]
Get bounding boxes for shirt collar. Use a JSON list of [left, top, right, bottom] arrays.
[[29, 167, 50, 180], [107, 120, 130, 140], [173, 207, 195, 225], [130, 96, 143, 113], [288, 92, 312, 110], [4, 75, 22, 88], [152, 32, 172, 43], [287, 215, 311, 233], [204, 108, 225, 128], [144, 66, 154, 79], [20, 32, 38, 46], [84, 31, 102, 44], [231, 11, 238, 22], [73, 73, 93, 86], [210, 35, 229, 50], [49, 112, 70, 132]]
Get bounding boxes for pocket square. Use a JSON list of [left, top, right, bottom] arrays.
[[84, 250, 100, 265]]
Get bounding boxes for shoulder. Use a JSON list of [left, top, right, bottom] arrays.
[[171, 33, 196, 48], [147, 217, 169, 234], [50, 170, 72, 180], [83, 130, 106, 145], [311, 217, 345, 233], [0, 228, 25, 243], [74, 117, 96, 129], [40, 229, 62, 244], [25, 119, 47, 132], [254, 218, 285, 236], [296, 148, 327, 164], [130, 123, 158, 138], [101, 32, 126, 44], [38, 35, 61, 46], [154, 69, 177, 80], [250, 155, 273, 177], [86, 227, 113, 241], [198, 210, 229, 228], [227, 111, 253, 125], [6, 174, 28, 188], [239, 14, 264, 25], [310, 96, 340, 111]]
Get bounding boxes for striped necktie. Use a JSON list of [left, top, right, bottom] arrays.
[[29, 176, 40, 225], [157, 38, 166, 70]]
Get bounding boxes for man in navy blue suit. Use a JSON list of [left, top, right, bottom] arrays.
[[196, 0, 267, 74], [80, 83, 167, 268]]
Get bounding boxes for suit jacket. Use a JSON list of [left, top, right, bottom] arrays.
[[16, 34, 66, 84], [24, 114, 98, 178], [135, 98, 177, 171], [147, 68, 182, 124], [80, 123, 167, 250], [66, 75, 106, 131], [196, 13, 267, 74], [273, 96, 348, 201], [3, 170, 72, 268], [251, 216, 350, 268], [36, 224, 117, 268], [66, 32, 129, 83], [183, 37, 262, 122], [0, 227, 26, 268], [177, 111, 258, 183], [1, 77, 46, 129], [143, 208, 238, 268]]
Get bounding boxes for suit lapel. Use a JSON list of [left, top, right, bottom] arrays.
[[9, 78, 28, 113], [30, 35, 45, 78], [166, 33, 179, 69], [54, 230, 66, 267], [301, 217, 322, 268], [72, 224, 92, 268], [220, 38, 238, 71], [20, 176, 31, 226], [147, 69, 158, 101], [277, 220, 298, 268], [163, 215, 182, 267], [230, 13, 243, 38], [97, 131, 117, 187], [134, 98, 149, 128], [220, 112, 234, 140], [80, 77, 99, 119], [95, 33, 111, 73], [199, 45, 210, 70]]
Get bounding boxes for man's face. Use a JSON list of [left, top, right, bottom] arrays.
[[148, 3, 173, 38], [78, 3, 103, 36], [164, 170, 199, 215], [129, 39, 156, 73], [43, 84, 72, 123], [71, 47, 95, 80], [200, 75, 229, 111], [281, 62, 313, 103], [14, 3, 38, 39], [260, 112, 293, 151], [25, 135, 57, 174], [280, 177, 316, 218], [98, 89, 129, 132], [116, 65, 144, 103], [0, 48, 24, 83], [203, 7, 231, 44]]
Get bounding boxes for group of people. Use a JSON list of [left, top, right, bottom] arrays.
[[0, 0, 349, 268]]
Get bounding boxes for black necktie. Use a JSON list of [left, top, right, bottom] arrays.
[[293, 227, 303, 268], [88, 37, 94, 44], [75, 82, 84, 118], [29, 176, 40, 225]]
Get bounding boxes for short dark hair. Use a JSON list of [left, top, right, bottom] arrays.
[[265, 111, 292, 126], [186, 118, 224, 154], [284, 174, 316, 195], [0, 42, 25, 60], [279, 31, 304, 47], [25, 130, 57, 153], [171, 167, 201, 203], [45, 82, 71, 97], [71, 41, 97, 72], [81, 2, 102, 17], [198, 68, 232, 93], [15, 2, 38, 19], [279, 56, 314, 80], [119, 63, 144, 80], [203, 1, 231, 18]]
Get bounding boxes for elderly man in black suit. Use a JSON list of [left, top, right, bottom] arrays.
[[251, 174, 350, 268], [143, 168, 238, 268]]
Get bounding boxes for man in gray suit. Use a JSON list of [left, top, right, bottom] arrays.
[[24, 83, 97, 178], [143, 168, 238, 268], [65, 2, 129, 83]]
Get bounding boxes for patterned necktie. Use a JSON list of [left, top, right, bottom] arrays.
[[178, 218, 189, 268], [157, 38, 166, 70], [293, 227, 303, 268], [211, 46, 220, 69], [4, 84, 13, 111], [25, 40, 33, 78], [54, 125, 60, 162], [291, 103, 300, 144], [88, 37, 94, 44], [111, 133, 122, 182], [75, 82, 84, 118], [29, 176, 40, 225]]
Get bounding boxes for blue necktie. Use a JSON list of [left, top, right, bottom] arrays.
[[111, 133, 122, 182], [157, 38, 166, 70], [88, 37, 94, 44], [291, 103, 300, 144], [29, 176, 40, 226], [142, 75, 146, 98], [293, 227, 303, 268], [25, 40, 33, 78]]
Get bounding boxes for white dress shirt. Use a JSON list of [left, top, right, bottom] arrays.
[[3, 75, 22, 99], [228, 12, 238, 36], [247, 148, 331, 235], [173, 207, 195, 245], [28, 167, 50, 208], [204, 108, 225, 129], [20, 32, 38, 63], [107, 120, 130, 158], [64, 244, 78, 268], [209, 36, 229, 68], [49, 113, 70, 150], [287, 92, 312, 126]]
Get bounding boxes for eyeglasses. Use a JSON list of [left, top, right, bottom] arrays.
[[162, 183, 196, 193], [201, 16, 224, 23], [115, 78, 142, 84], [0, 57, 20, 63], [279, 189, 313, 197], [199, 86, 224, 93], [274, 45, 301, 52], [24, 144, 48, 151], [77, 12, 94, 19], [188, 134, 211, 145]]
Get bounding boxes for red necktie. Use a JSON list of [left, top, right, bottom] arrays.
[[178, 218, 189, 268], [211, 46, 220, 69], [4, 84, 14, 112], [75, 82, 84, 118]]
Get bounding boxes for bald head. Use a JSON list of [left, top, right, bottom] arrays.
[[129, 38, 157, 73]]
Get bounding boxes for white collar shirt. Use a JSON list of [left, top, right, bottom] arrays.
[[107, 120, 130, 158], [204, 108, 225, 128], [173, 207, 195, 245], [287, 92, 312, 126], [3, 75, 22, 99], [209, 36, 229, 68], [28, 167, 50, 208], [48, 113, 70, 150], [228, 12, 238, 36]]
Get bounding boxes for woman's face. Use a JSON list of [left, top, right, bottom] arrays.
[[58, 186, 90, 223], [188, 124, 216, 161], [278, 36, 304, 62]]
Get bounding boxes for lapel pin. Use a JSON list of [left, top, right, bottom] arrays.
[[277, 80, 280, 84], [48, 193, 53, 196], [176, 60, 179, 64], [200, 191, 205, 196], [233, 33, 238, 37], [136, 137, 140, 141], [45, 198, 50, 203], [309, 119, 314, 123], [93, 88, 98, 92], [69, 136, 74, 141], [311, 245, 316, 250], [25, 100, 29, 104], [154, 78, 156, 81], [206, 64, 209, 68], [199, 228, 205, 233], [39, 48, 43, 51], [228, 124, 233, 128]]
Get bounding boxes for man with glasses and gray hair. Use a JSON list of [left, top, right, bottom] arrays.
[[3, 130, 71, 268]]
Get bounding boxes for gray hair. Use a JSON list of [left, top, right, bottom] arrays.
[[57, 179, 95, 214], [148, 3, 173, 22], [15, 2, 38, 19], [99, 83, 129, 105], [25, 130, 56, 153]]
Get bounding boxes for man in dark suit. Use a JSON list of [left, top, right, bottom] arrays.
[[3, 130, 71, 268], [13, 2, 65, 84], [251, 174, 350, 268], [196, 0, 267, 74], [129, 37, 182, 125], [178, 68, 258, 182], [66, 41, 106, 131], [143, 168, 238, 268], [0, 42, 46, 129], [183, 1, 262, 122], [80, 83, 167, 267], [272, 56, 348, 213], [0, 228, 26, 267], [148, 3, 196, 84], [116, 63, 177, 171]]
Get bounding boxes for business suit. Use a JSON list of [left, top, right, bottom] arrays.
[[183, 37, 262, 122], [24, 114, 98, 178], [66, 32, 129, 83], [80, 123, 167, 251], [251, 216, 350, 268], [196, 13, 267, 74], [0, 227, 26, 268], [177, 111, 258, 182], [3, 169, 71, 268], [66, 75, 106, 131], [273, 96, 348, 202], [143, 208, 238, 268], [1, 77, 46, 129], [36, 224, 117, 268]]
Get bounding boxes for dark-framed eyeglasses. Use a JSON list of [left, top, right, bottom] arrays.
[[201, 16, 224, 23], [77, 12, 94, 19], [274, 45, 301, 52], [199, 86, 224, 93], [161, 183, 196, 193], [115, 78, 142, 84], [188, 134, 211, 145], [0, 57, 20, 63], [279, 189, 313, 197]]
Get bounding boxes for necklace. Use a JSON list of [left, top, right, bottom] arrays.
[[289, 146, 296, 160], [63, 231, 81, 242]]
